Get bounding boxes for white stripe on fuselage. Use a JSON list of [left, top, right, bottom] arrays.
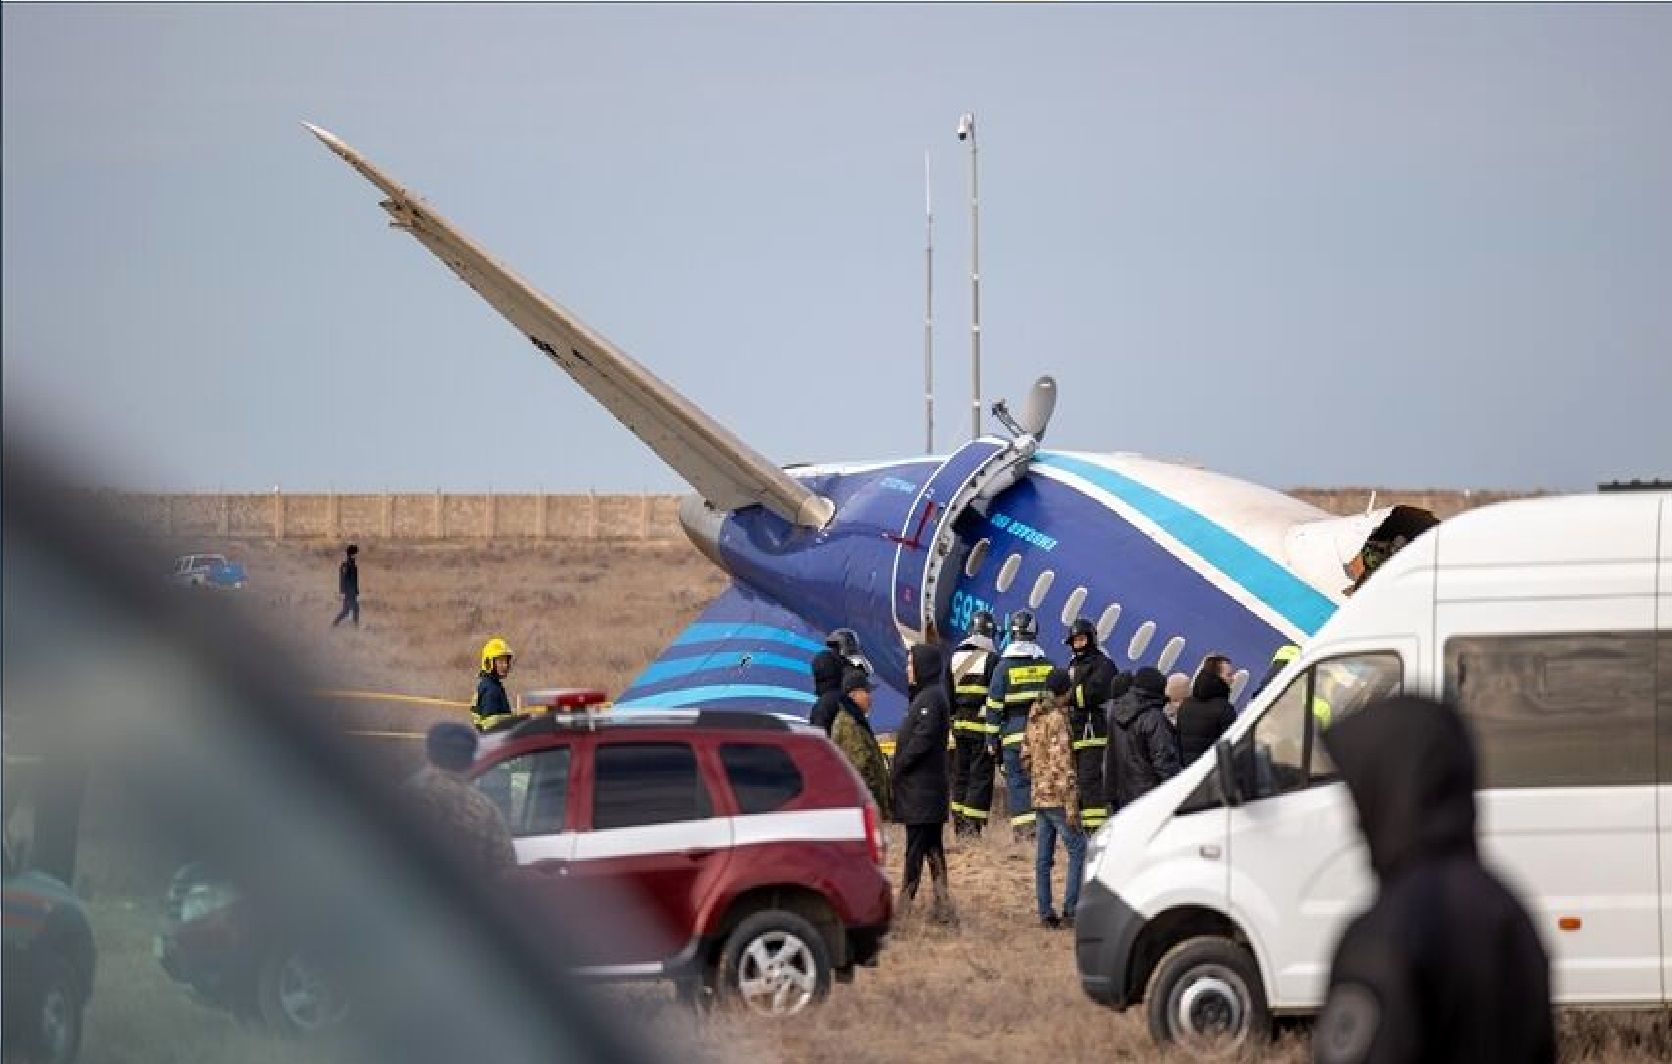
[[1029, 460, 1312, 642]]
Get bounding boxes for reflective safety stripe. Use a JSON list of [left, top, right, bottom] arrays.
[[960, 806, 990, 820], [1071, 737, 1108, 750], [1006, 664, 1054, 683], [473, 712, 517, 732], [956, 683, 989, 696], [953, 719, 999, 733], [1010, 811, 1036, 826], [985, 698, 1004, 712], [1273, 643, 1300, 664], [1002, 732, 1026, 746], [1080, 809, 1109, 828], [1004, 692, 1041, 704]]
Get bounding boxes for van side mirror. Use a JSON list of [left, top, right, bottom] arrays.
[[1215, 740, 1242, 807]]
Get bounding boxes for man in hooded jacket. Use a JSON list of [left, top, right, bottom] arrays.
[[1176, 656, 1238, 766], [1104, 666, 1180, 811], [890, 642, 955, 922], [1313, 696, 1553, 1064], [830, 669, 891, 815]]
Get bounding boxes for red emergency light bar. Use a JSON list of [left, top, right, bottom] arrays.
[[519, 688, 610, 712]]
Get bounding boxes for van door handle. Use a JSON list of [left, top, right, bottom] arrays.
[[1199, 845, 1222, 860]]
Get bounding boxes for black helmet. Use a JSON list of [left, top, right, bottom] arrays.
[[1065, 616, 1098, 648], [1008, 610, 1038, 642], [825, 628, 861, 658], [968, 610, 997, 640]]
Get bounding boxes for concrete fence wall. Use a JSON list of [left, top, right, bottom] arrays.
[[97, 493, 684, 541], [96, 488, 1538, 542]]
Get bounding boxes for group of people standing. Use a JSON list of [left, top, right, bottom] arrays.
[[810, 614, 1244, 930]]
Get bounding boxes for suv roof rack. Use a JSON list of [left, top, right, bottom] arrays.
[[504, 707, 803, 741], [1597, 478, 1672, 493]]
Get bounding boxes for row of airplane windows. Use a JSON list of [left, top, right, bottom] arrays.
[[964, 536, 1254, 701]]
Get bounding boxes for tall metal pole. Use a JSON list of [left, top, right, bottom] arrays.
[[923, 150, 935, 454], [959, 112, 982, 439]]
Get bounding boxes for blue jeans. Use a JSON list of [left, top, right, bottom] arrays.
[[1001, 741, 1033, 827], [1034, 806, 1086, 919]]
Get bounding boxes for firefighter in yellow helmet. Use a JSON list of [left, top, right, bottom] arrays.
[[472, 637, 516, 732]]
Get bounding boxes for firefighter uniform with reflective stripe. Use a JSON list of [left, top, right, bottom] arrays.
[[948, 640, 998, 834], [1067, 649, 1118, 831], [985, 646, 1054, 832]]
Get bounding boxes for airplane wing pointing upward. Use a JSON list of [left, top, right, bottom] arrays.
[[304, 123, 834, 530]]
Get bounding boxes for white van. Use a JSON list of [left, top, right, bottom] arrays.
[[1074, 490, 1672, 1053]]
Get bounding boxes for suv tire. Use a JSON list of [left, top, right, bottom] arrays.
[[1144, 935, 1271, 1056], [717, 910, 831, 1018]]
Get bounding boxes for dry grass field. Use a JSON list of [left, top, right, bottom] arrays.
[[56, 538, 1672, 1063]]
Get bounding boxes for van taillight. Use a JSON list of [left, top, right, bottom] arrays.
[[863, 802, 885, 865]]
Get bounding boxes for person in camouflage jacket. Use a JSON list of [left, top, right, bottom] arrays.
[[830, 669, 892, 816], [1021, 668, 1085, 928], [405, 722, 517, 876]]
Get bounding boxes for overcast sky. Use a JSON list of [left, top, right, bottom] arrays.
[[5, 4, 1668, 492]]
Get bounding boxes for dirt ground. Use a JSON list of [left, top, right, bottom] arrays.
[[62, 538, 1672, 1063]]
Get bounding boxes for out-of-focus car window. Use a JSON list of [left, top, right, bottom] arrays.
[[1, 442, 659, 1064]]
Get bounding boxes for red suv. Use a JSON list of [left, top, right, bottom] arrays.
[[471, 708, 892, 1016]]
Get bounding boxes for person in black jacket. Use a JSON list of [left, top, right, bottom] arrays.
[[1176, 655, 1238, 766], [808, 629, 867, 734], [890, 642, 955, 923], [1104, 667, 1180, 811], [331, 544, 360, 628], [1314, 696, 1553, 1064]]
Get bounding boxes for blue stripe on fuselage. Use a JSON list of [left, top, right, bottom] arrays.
[[633, 651, 811, 688], [1035, 453, 1336, 637], [615, 684, 817, 708], [670, 623, 824, 655]]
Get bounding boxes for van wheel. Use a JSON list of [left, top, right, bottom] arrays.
[[717, 911, 831, 1017], [23, 957, 84, 1064], [1144, 936, 1270, 1056]]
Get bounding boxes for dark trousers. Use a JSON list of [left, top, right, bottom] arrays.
[[950, 734, 995, 832], [1074, 744, 1109, 831], [332, 593, 360, 627], [901, 822, 948, 899]]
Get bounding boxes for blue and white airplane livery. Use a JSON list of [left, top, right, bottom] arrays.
[[308, 125, 1409, 731]]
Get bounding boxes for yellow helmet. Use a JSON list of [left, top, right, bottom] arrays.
[[480, 637, 514, 672]]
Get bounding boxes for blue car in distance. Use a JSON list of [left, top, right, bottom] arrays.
[[169, 554, 247, 590]]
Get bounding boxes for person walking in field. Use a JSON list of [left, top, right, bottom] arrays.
[[331, 543, 360, 628]]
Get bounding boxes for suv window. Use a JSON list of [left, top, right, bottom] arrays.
[[476, 748, 571, 836], [720, 743, 804, 815], [593, 743, 711, 830], [1445, 631, 1655, 788], [1239, 652, 1402, 800]]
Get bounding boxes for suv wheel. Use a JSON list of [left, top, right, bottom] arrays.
[[258, 949, 348, 1035], [718, 911, 831, 1018], [1144, 936, 1271, 1056], [25, 957, 84, 1064]]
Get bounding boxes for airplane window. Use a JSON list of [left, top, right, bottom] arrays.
[[1127, 620, 1157, 661], [1028, 571, 1055, 609], [995, 553, 1023, 593], [964, 538, 991, 578], [1229, 668, 1252, 702], [1060, 586, 1088, 626], [1157, 636, 1186, 673], [1097, 603, 1122, 643]]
